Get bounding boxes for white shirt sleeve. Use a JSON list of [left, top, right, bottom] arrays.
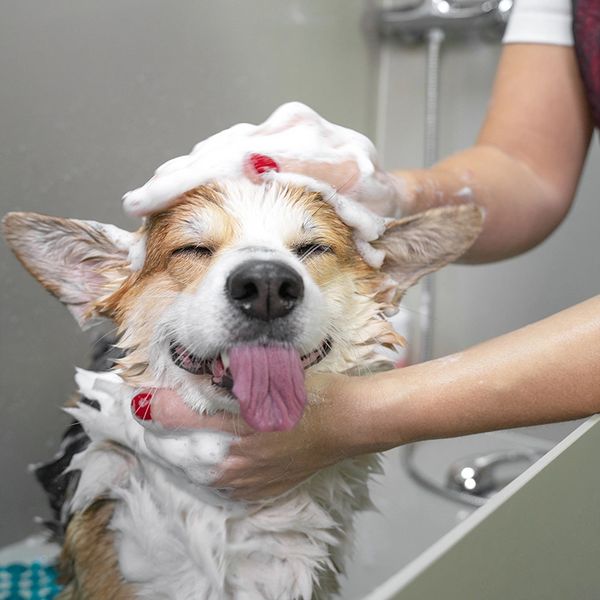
[[503, 0, 573, 46]]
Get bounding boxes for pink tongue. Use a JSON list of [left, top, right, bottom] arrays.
[[229, 345, 307, 432]]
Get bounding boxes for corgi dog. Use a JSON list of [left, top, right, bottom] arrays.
[[3, 107, 482, 599]]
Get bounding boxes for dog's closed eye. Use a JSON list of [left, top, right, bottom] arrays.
[[293, 243, 332, 260], [171, 245, 214, 258]]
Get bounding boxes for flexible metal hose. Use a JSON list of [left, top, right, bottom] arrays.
[[416, 27, 445, 365]]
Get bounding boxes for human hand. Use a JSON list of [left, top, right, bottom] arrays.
[[132, 373, 370, 501], [242, 155, 410, 218]]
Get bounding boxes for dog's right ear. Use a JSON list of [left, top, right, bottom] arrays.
[[3, 212, 137, 328]]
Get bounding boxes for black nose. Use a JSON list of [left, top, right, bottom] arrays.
[[226, 260, 304, 321]]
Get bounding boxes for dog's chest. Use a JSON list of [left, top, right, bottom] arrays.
[[109, 461, 370, 599], [66, 370, 379, 599]]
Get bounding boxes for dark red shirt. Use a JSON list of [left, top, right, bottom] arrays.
[[573, 0, 600, 126]]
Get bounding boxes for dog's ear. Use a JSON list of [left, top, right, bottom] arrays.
[[3, 212, 137, 328], [373, 204, 484, 299]]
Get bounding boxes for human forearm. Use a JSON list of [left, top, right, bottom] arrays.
[[341, 295, 600, 455], [396, 145, 563, 262], [394, 45, 592, 263]]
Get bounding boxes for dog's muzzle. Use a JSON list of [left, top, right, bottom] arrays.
[[168, 259, 329, 432]]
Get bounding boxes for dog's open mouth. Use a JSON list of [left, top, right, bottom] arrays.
[[169, 339, 332, 381], [168, 339, 332, 432]]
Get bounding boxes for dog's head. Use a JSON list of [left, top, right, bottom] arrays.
[[3, 180, 481, 431]]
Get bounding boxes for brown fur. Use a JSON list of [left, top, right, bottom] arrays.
[[56, 499, 134, 600], [52, 185, 394, 596]]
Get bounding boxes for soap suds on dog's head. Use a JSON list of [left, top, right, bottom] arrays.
[[122, 102, 404, 268]]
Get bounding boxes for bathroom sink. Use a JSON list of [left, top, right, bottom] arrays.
[[338, 423, 577, 599]]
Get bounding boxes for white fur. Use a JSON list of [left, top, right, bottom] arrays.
[[68, 370, 234, 500], [68, 371, 381, 600]]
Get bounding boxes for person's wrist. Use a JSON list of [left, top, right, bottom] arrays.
[[358, 367, 426, 453], [305, 372, 367, 461], [326, 371, 400, 457], [306, 368, 418, 460], [390, 170, 419, 216]]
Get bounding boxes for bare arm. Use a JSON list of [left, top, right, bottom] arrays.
[[341, 295, 600, 454], [396, 44, 593, 263]]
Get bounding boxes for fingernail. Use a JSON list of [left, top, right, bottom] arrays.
[[131, 391, 153, 421], [247, 153, 279, 174]]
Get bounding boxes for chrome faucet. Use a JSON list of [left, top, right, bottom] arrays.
[[378, 0, 513, 40], [446, 449, 546, 497]]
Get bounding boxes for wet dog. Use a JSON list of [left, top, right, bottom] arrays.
[[4, 176, 481, 598]]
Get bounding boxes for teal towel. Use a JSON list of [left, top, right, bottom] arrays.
[[0, 562, 61, 600]]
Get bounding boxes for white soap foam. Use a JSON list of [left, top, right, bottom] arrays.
[[122, 102, 403, 267], [68, 369, 236, 507]]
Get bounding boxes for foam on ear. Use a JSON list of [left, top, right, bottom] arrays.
[[373, 204, 484, 302], [2, 212, 137, 328]]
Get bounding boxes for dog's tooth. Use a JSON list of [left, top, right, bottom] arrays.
[[221, 350, 230, 370]]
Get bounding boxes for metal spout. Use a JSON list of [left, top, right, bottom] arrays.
[[378, 0, 512, 41]]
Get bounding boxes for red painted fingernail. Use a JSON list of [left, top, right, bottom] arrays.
[[248, 153, 279, 174], [131, 392, 153, 421]]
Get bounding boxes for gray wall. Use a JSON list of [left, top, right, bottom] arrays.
[[0, 0, 377, 545]]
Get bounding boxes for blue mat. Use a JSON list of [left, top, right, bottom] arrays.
[[0, 562, 61, 600]]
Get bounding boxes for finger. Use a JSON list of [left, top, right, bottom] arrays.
[[130, 388, 252, 434], [212, 465, 275, 490], [213, 457, 309, 492], [225, 433, 281, 458], [279, 158, 360, 194], [211, 456, 262, 488], [141, 389, 253, 434]]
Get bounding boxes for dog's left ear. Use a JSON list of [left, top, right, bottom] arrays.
[[3, 212, 136, 328], [373, 204, 484, 299]]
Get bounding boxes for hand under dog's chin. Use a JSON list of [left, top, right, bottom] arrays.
[[167, 369, 241, 416]]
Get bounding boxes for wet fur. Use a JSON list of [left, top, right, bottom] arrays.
[[3, 181, 482, 599], [56, 499, 133, 600]]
